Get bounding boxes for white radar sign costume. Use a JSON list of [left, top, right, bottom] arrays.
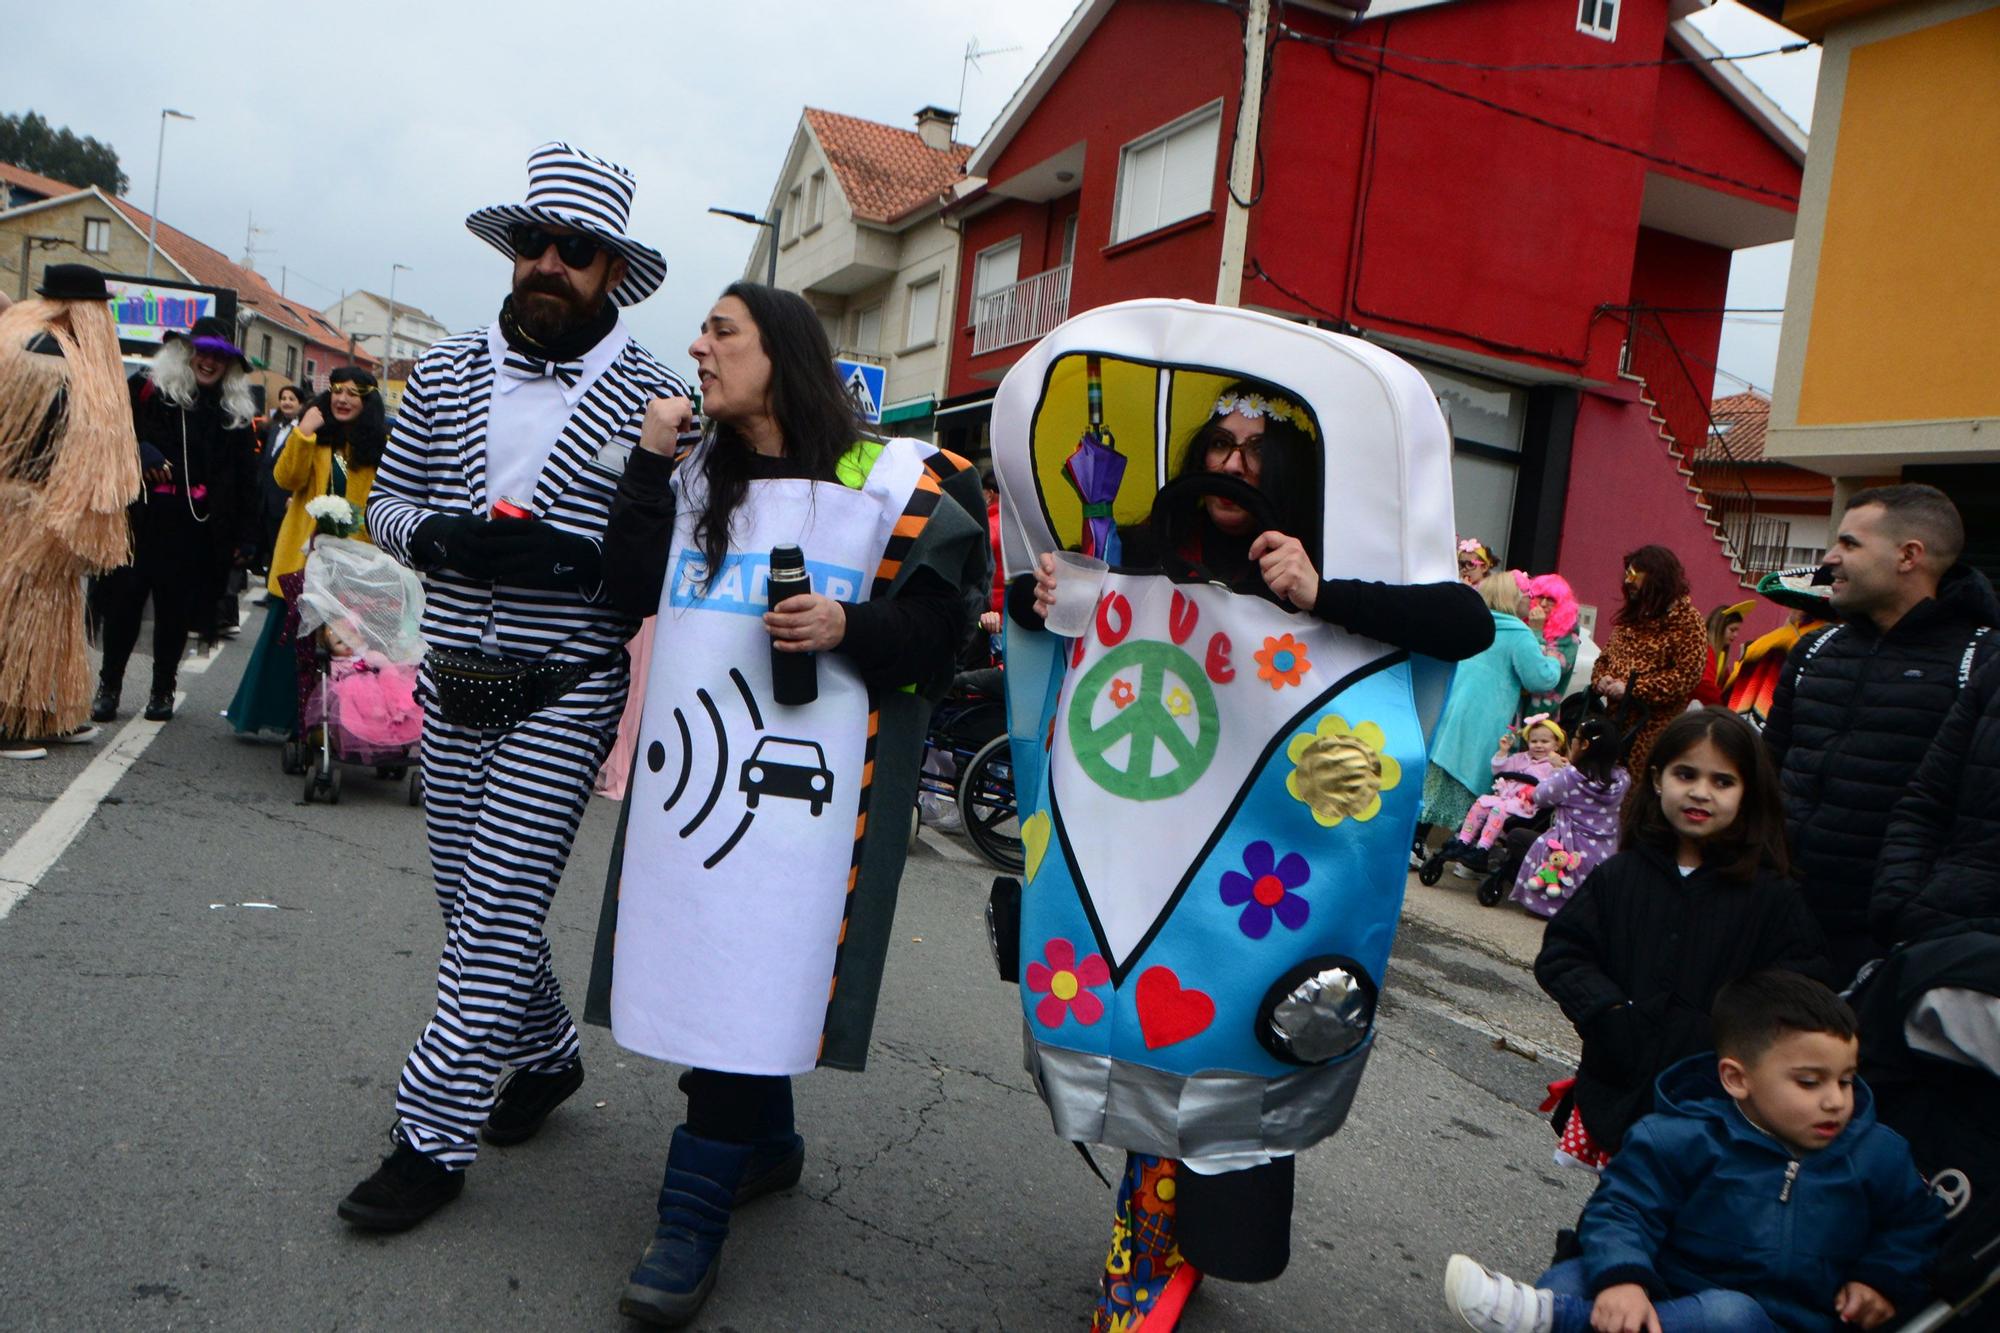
[[608, 437, 932, 1074]]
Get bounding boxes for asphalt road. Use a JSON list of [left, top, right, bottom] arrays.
[[0, 630, 1592, 1331]]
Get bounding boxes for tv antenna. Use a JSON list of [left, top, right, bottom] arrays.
[[959, 37, 1024, 123], [243, 211, 273, 271]]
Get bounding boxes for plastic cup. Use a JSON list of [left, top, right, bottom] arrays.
[[1043, 551, 1109, 638]]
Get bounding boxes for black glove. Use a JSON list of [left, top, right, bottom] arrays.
[[468, 521, 604, 592], [411, 513, 493, 576]]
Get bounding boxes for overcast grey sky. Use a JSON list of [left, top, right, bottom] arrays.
[[6, 0, 1813, 394]]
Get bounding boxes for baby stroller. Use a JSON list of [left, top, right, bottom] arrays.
[[286, 537, 427, 806], [1417, 777, 1549, 901], [1853, 931, 2000, 1330]]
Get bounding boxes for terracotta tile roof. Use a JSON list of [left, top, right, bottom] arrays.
[[0, 160, 80, 200], [803, 108, 972, 225], [1699, 391, 1771, 461]]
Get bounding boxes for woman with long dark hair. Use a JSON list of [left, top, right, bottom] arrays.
[[592, 282, 986, 1327], [1022, 377, 1490, 659], [224, 366, 386, 738], [1591, 543, 1709, 813]]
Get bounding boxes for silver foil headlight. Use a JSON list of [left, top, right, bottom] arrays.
[[1257, 957, 1377, 1065]]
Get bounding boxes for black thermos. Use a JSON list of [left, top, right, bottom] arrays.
[[768, 543, 817, 705]]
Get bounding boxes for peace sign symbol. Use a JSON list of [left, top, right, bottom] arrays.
[[1068, 641, 1220, 800]]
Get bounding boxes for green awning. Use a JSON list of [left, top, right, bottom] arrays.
[[879, 397, 935, 425]]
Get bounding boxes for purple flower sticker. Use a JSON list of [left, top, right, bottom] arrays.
[[1219, 841, 1311, 939]]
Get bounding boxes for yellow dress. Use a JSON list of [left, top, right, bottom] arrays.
[[267, 429, 376, 596]]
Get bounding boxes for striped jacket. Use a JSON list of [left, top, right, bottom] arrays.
[[369, 325, 687, 662]]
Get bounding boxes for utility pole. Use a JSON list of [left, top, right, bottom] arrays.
[[1215, 0, 1271, 308]]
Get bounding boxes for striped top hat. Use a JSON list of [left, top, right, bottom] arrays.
[[465, 142, 667, 307]]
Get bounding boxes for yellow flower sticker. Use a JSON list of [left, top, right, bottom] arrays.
[[1165, 686, 1193, 718], [1285, 714, 1401, 826]]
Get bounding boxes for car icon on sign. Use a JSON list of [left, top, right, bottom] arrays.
[[739, 736, 835, 816]]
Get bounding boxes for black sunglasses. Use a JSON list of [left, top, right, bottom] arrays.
[[508, 223, 603, 269]]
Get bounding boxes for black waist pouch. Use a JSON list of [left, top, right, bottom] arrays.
[[424, 647, 621, 728]]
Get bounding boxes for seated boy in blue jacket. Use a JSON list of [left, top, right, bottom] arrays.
[[1444, 970, 1943, 1333]]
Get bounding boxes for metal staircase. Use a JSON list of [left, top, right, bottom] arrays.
[[1613, 306, 1773, 590]]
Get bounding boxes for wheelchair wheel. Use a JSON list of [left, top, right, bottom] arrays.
[[1418, 855, 1445, 887], [1477, 871, 1510, 907], [957, 735, 1024, 873]]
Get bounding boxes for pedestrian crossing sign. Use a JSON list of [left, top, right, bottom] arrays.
[[834, 358, 886, 424]]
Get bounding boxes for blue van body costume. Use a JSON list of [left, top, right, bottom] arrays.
[[989, 301, 1461, 1319]]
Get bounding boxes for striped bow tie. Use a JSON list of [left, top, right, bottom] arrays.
[[500, 350, 583, 388]]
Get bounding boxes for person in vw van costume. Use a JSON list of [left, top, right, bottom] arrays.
[[995, 307, 1489, 1332]]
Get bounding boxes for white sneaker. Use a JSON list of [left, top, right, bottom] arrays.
[[0, 740, 49, 761], [1444, 1255, 1553, 1333], [48, 724, 100, 745]]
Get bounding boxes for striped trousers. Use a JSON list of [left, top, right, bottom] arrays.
[[394, 666, 625, 1169]]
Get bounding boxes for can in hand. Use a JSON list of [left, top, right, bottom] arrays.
[[492, 496, 535, 520]]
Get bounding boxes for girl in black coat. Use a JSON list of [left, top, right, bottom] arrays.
[[1535, 708, 1829, 1158]]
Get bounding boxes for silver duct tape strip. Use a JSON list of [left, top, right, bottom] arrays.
[[1022, 1021, 1374, 1160]]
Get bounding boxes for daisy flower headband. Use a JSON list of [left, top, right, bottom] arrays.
[[1214, 391, 1316, 440]]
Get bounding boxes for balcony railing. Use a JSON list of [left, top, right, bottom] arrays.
[[973, 264, 1073, 357]]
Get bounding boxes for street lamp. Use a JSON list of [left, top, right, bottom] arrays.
[[145, 109, 195, 279], [708, 206, 782, 287], [385, 263, 412, 369]]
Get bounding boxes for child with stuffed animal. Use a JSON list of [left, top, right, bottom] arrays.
[[1510, 716, 1630, 919], [1449, 715, 1566, 862]]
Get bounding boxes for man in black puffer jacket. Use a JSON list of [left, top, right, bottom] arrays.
[[1766, 484, 1999, 984], [1874, 659, 2000, 945]]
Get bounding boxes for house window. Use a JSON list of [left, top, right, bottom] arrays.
[[905, 276, 940, 347], [1415, 362, 1528, 560], [1061, 214, 1078, 266], [853, 304, 881, 353], [807, 170, 827, 231], [260, 334, 273, 366], [83, 218, 111, 253], [783, 186, 804, 243], [285, 345, 298, 378], [1577, 0, 1617, 40], [1113, 101, 1223, 244], [972, 238, 1021, 304]]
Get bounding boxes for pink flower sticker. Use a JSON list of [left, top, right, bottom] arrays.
[[1025, 937, 1111, 1028]]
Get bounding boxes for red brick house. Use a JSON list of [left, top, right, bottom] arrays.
[[941, 0, 1806, 625]]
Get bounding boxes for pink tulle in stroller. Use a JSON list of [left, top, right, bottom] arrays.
[[287, 537, 426, 805]]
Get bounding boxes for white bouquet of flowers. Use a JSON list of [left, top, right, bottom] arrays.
[[305, 494, 361, 538]]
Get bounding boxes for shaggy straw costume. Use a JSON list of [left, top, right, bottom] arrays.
[[0, 295, 140, 736]]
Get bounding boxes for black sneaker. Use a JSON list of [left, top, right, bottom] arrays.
[[90, 685, 118, 723], [337, 1132, 464, 1231], [482, 1061, 585, 1146], [143, 691, 175, 722]]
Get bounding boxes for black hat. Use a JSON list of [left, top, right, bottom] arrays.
[[163, 315, 251, 371], [35, 263, 112, 302]]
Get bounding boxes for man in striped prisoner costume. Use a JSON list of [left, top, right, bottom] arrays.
[[337, 144, 686, 1231]]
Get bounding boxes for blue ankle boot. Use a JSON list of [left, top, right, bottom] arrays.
[[620, 1126, 754, 1327]]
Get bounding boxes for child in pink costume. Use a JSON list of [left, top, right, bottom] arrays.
[[1456, 716, 1564, 850]]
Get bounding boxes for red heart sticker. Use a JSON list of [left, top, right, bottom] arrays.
[[1134, 966, 1215, 1049]]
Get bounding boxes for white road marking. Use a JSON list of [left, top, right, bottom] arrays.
[[0, 697, 181, 921]]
